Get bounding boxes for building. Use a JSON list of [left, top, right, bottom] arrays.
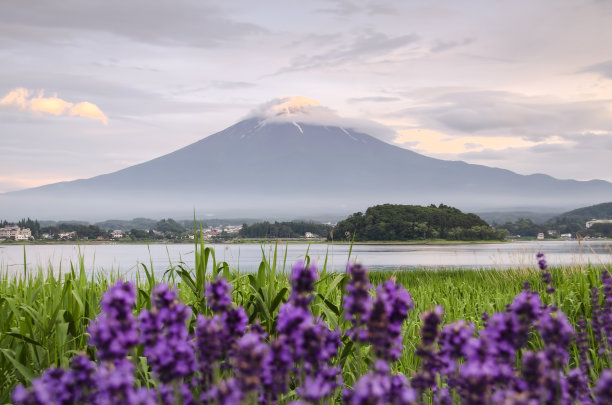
[[0, 226, 32, 240], [305, 232, 315, 238], [586, 219, 612, 228], [111, 230, 124, 239], [537, 233, 545, 240]]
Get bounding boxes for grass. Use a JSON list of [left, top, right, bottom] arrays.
[[0, 239, 609, 402]]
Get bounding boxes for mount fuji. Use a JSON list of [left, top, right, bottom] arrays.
[[2, 96, 612, 221]]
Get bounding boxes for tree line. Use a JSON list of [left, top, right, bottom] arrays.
[[239, 221, 332, 239]]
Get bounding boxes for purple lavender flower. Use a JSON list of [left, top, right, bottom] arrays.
[[438, 320, 474, 372], [12, 367, 74, 405], [88, 281, 139, 361], [234, 332, 268, 393], [420, 305, 444, 347], [205, 277, 233, 313], [595, 369, 612, 405], [344, 262, 373, 338], [297, 365, 342, 403], [221, 306, 248, 344], [204, 377, 244, 405], [195, 314, 225, 386], [289, 260, 319, 308], [262, 336, 293, 402], [537, 307, 575, 367], [481, 312, 521, 362], [537, 252, 555, 294], [412, 306, 444, 391], [139, 283, 196, 383], [364, 280, 414, 362]]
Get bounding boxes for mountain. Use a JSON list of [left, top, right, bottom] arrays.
[[2, 97, 612, 221], [551, 202, 612, 222]]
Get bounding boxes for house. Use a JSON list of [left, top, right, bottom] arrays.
[[111, 230, 124, 239], [0, 226, 32, 240], [305, 232, 315, 238], [537, 233, 545, 240], [58, 231, 76, 240], [586, 219, 612, 228], [560, 233, 572, 239]]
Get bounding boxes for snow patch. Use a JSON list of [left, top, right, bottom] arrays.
[[244, 96, 399, 144], [292, 121, 304, 134]]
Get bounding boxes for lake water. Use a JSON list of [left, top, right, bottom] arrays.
[[1, 240, 610, 277]]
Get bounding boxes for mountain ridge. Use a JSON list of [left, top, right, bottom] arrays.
[[2, 111, 612, 221]]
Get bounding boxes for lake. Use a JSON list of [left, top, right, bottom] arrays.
[[1, 240, 610, 277]]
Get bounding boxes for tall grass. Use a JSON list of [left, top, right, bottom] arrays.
[[0, 239, 609, 402]]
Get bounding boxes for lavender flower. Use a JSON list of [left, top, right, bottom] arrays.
[[262, 336, 293, 402], [234, 332, 268, 393], [289, 260, 319, 308], [297, 366, 342, 403], [537, 307, 575, 367], [344, 262, 373, 339], [88, 281, 139, 361], [139, 284, 196, 383], [205, 278, 233, 313], [204, 377, 243, 405], [537, 252, 555, 294], [595, 369, 612, 405], [365, 280, 413, 362], [438, 320, 474, 372], [195, 314, 225, 386]]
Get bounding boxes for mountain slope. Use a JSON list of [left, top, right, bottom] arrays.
[[2, 99, 612, 220]]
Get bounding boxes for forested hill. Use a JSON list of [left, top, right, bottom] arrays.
[[330, 204, 507, 241], [549, 202, 612, 223]]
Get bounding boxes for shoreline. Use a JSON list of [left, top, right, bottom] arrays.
[[1, 238, 606, 247]]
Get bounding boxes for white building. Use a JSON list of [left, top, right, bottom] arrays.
[[586, 219, 612, 228], [0, 226, 32, 240], [111, 230, 124, 239], [537, 233, 545, 240]]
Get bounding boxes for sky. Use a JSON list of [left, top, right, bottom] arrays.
[[1, 0, 612, 194]]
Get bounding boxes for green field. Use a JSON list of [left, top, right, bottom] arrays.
[[1, 244, 609, 402]]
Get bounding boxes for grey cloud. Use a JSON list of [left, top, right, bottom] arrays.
[[431, 38, 473, 53], [316, 0, 361, 16], [0, 0, 267, 48], [392, 89, 612, 141], [347, 96, 401, 103], [580, 59, 612, 79], [278, 31, 419, 73], [210, 81, 257, 90]]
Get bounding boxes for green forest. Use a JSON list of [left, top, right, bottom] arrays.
[[330, 204, 507, 241], [494, 201, 612, 238], [239, 221, 332, 238]]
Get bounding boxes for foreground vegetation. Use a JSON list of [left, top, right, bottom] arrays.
[[1, 241, 611, 403]]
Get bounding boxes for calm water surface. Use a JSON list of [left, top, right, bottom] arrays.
[[0, 241, 610, 276]]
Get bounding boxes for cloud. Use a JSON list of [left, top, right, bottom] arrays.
[[278, 30, 419, 73], [246, 96, 398, 142], [0, 0, 267, 48], [580, 59, 612, 79], [0, 88, 108, 124], [431, 132, 612, 182], [430, 38, 473, 53], [347, 96, 400, 103], [390, 89, 612, 141]]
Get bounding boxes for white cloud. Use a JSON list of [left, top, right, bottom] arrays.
[[0, 88, 108, 124]]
